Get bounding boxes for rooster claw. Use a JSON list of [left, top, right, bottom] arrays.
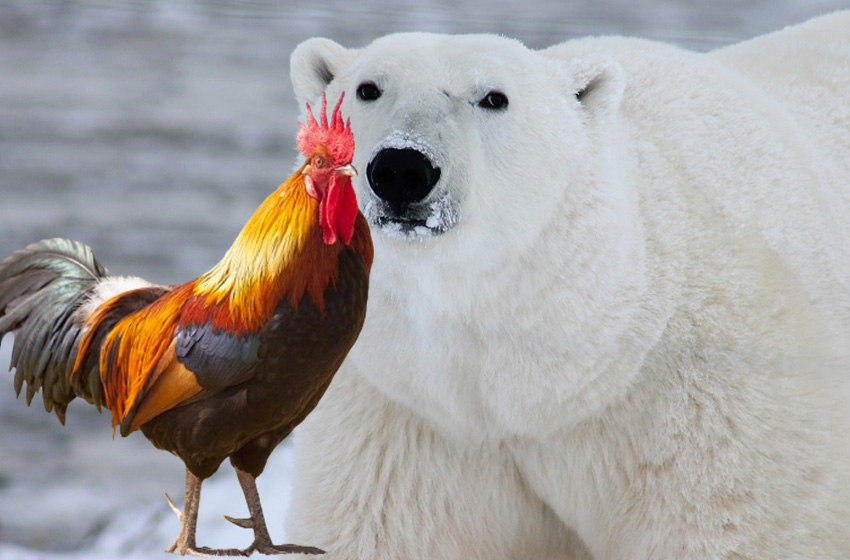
[[166, 492, 183, 519], [224, 515, 254, 529]]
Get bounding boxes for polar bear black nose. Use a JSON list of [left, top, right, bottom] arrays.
[[367, 148, 441, 203]]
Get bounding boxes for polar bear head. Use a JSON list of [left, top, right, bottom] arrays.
[[290, 33, 644, 436], [291, 33, 625, 254]]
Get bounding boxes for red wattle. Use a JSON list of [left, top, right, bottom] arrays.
[[335, 177, 358, 245], [319, 176, 357, 245]]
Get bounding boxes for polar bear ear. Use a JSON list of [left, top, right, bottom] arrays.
[[562, 57, 625, 119], [290, 38, 355, 105]]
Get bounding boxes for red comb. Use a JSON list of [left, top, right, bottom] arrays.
[[297, 92, 354, 164]]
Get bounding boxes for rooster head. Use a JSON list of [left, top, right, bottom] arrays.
[[297, 92, 358, 246]]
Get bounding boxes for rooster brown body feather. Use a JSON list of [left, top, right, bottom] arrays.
[[142, 246, 368, 478]]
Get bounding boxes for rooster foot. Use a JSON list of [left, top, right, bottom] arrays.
[[244, 539, 325, 556], [165, 474, 249, 557], [230, 467, 324, 555], [224, 513, 321, 555], [164, 513, 248, 557], [166, 540, 248, 558]]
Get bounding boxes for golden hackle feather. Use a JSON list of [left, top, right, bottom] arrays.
[[192, 165, 343, 325]]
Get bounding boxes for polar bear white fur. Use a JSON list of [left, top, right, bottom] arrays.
[[286, 13, 850, 560]]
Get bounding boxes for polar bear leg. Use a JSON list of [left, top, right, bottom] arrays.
[[285, 368, 591, 560]]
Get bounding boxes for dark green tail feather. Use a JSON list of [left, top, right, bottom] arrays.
[[0, 238, 109, 423]]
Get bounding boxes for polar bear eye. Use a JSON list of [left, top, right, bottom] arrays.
[[478, 91, 509, 111], [356, 81, 382, 102]]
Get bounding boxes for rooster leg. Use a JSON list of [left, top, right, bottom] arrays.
[[232, 467, 325, 556], [166, 469, 246, 557]]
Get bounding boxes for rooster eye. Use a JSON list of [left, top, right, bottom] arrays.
[[478, 91, 509, 110], [356, 81, 382, 102], [312, 155, 327, 169]]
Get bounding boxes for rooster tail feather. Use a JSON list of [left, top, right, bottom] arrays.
[[0, 238, 109, 422]]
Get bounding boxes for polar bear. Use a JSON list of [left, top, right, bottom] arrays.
[[286, 12, 850, 560]]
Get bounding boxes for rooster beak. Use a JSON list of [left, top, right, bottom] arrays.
[[335, 164, 357, 177], [302, 164, 312, 176]]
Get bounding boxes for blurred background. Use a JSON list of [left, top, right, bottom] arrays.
[[1, 1, 848, 558]]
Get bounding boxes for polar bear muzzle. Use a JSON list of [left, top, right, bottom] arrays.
[[367, 148, 442, 204], [363, 147, 457, 239]]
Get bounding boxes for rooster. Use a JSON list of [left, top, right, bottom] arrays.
[[0, 93, 372, 557]]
